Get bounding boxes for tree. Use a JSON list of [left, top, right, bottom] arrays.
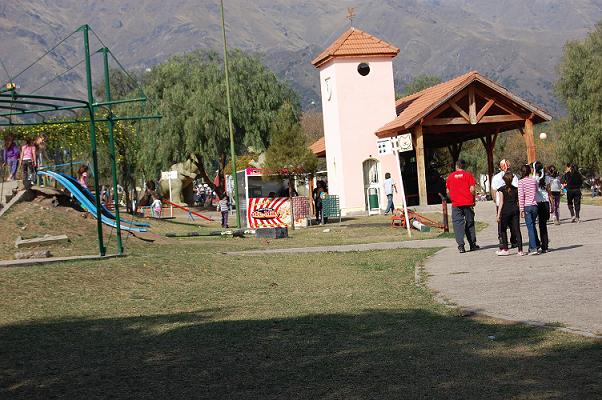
[[137, 49, 299, 196], [399, 75, 442, 98], [263, 102, 318, 226], [555, 23, 602, 173], [300, 110, 324, 143]]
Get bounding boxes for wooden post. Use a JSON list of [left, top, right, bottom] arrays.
[[414, 125, 428, 206], [447, 142, 462, 165], [468, 87, 477, 125], [480, 133, 498, 199], [523, 118, 536, 163]]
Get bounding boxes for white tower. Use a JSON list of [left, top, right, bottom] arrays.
[[312, 28, 401, 215]]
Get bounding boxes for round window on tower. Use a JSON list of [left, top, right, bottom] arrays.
[[357, 62, 370, 76]]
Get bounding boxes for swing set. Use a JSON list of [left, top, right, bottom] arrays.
[[0, 24, 161, 256]]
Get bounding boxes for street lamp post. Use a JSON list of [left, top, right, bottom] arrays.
[[220, 0, 242, 229]]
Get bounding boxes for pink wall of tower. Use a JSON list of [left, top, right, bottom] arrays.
[[318, 56, 402, 215]]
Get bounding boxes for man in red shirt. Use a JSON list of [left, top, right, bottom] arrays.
[[446, 159, 479, 253]]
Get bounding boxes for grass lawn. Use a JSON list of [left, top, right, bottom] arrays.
[[0, 203, 599, 399], [0, 202, 466, 259]]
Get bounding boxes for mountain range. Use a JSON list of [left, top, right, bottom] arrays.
[[2, 0, 602, 115]]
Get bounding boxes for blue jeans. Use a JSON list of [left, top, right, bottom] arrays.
[[523, 205, 539, 251], [385, 194, 394, 214]]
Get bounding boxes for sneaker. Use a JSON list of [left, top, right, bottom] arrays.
[[576, 218, 581, 223], [554, 220, 560, 225], [571, 217, 576, 223], [517, 251, 526, 256], [458, 246, 466, 254], [528, 250, 539, 256], [496, 249, 510, 256], [469, 244, 480, 252]]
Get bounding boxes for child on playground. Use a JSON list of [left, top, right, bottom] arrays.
[[18, 138, 37, 186], [151, 194, 162, 217], [496, 172, 524, 256], [219, 194, 230, 228], [2, 135, 19, 181], [77, 165, 89, 188]]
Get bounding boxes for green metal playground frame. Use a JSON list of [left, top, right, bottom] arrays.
[[0, 25, 161, 257]]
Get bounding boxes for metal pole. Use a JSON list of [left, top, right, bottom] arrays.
[[220, 0, 241, 229], [101, 47, 123, 255], [82, 24, 106, 256]]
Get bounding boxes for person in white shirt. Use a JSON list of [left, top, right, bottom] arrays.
[[491, 159, 519, 248], [383, 172, 397, 215]]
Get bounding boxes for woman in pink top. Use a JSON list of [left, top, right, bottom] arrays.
[[517, 164, 540, 255], [19, 138, 37, 186]]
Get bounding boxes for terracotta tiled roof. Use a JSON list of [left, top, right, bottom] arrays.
[[376, 71, 552, 138], [309, 137, 326, 157], [312, 28, 400, 68]]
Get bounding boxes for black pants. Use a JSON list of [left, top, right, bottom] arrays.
[[499, 211, 522, 252], [22, 160, 35, 188], [452, 206, 476, 248], [566, 189, 581, 219], [536, 202, 549, 251], [497, 206, 517, 247]]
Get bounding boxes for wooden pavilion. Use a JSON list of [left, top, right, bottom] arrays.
[[374, 71, 552, 205]]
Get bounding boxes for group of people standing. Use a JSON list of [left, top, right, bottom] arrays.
[[446, 158, 584, 256], [2, 135, 41, 186]]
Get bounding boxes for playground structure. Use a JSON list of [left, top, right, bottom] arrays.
[[0, 25, 161, 256]]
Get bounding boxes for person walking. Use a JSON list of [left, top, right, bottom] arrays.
[[518, 164, 540, 256], [2, 135, 19, 181], [18, 138, 37, 188], [383, 172, 397, 215], [496, 172, 524, 256], [446, 159, 479, 253], [491, 159, 518, 248], [562, 164, 583, 223], [219, 194, 230, 228], [547, 165, 562, 225], [533, 161, 551, 253], [313, 181, 327, 224]]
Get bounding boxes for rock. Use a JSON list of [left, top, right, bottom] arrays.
[[15, 234, 69, 248], [15, 250, 52, 259]]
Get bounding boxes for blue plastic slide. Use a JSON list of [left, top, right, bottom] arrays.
[[55, 172, 149, 227], [37, 170, 147, 233]]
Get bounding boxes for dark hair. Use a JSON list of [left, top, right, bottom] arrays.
[[77, 165, 89, 175], [455, 159, 466, 170], [520, 164, 531, 178], [534, 161, 546, 190], [385, 172, 391, 179], [502, 172, 514, 192], [570, 164, 579, 175], [547, 165, 558, 178]]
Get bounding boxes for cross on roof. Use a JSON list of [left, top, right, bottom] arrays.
[[346, 7, 356, 26]]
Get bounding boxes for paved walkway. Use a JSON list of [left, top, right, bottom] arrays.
[[229, 238, 454, 255], [426, 201, 602, 337], [232, 201, 602, 337]]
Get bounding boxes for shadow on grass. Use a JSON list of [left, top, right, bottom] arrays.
[[1, 309, 600, 399]]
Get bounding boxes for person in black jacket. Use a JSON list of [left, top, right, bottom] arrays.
[[562, 164, 583, 223]]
